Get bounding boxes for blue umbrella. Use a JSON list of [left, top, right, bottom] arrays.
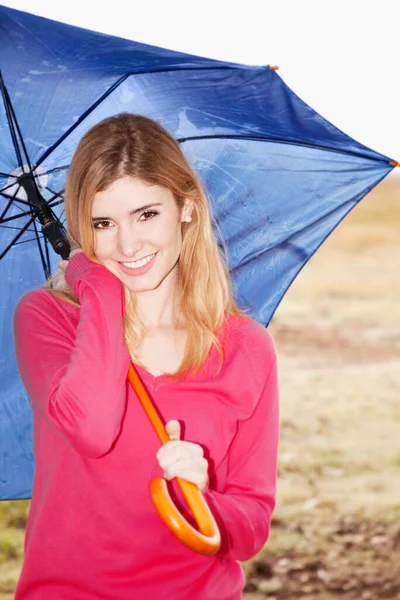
[[0, 4, 397, 501]]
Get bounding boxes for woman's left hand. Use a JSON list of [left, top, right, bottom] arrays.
[[59, 246, 85, 272], [156, 420, 209, 492]]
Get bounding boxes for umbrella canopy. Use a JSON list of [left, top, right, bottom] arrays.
[[0, 4, 396, 500]]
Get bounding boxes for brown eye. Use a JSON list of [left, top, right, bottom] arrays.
[[93, 220, 111, 230], [139, 211, 159, 221]]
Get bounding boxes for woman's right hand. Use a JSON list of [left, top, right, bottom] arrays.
[[59, 246, 84, 273]]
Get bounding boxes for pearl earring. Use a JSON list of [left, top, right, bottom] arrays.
[[185, 216, 192, 222]]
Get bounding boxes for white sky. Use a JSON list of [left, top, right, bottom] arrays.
[[2, 0, 400, 169]]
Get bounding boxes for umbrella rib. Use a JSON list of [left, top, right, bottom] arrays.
[[45, 188, 66, 219], [178, 134, 393, 166], [0, 186, 20, 222], [0, 71, 35, 170], [46, 187, 64, 200], [257, 170, 391, 328], [0, 211, 35, 224], [35, 73, 130, 167], [34, 65, 267, 169], [0, 201, 53, 278], [0, 188, 64, 225], [0, 71, 25, 169], [0, 214, 35, 261], [229, 196, 354, 272], [43, 165, 69, 176], [0, 179, 20, 194], [227, 161, 391, 273], [108, 65, 253, 77], [0, 191, 33, 209]]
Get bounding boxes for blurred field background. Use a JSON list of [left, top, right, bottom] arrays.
[[243, 173, 400, 599], [0, 174, 399, 599]]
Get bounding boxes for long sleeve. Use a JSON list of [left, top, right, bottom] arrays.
[[204, 350, 279, 562], [13, 309, 278, 599], [13, 252, 131, 458]]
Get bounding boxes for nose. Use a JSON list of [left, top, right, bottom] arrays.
[[117, 224, 143, 258]]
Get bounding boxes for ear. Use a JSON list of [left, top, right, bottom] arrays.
[[181, 198, 194, 222]]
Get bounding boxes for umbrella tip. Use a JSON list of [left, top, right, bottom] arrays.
[[269, 65, 279, 71], [389, 160, 399, 167]]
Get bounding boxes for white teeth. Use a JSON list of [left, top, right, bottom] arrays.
[[121, 253, 155, 268]]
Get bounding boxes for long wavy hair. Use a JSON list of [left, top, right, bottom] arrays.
[[43, 113, 250, 381]]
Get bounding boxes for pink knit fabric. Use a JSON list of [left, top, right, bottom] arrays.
[[13, 252, 279, 600]]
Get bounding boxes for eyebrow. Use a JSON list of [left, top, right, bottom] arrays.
[[91, 203, 163, 222]]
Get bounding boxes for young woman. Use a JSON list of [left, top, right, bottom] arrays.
[[13, 113, 279, 599]]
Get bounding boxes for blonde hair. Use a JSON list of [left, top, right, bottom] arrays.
[[43, 113, 250, 382]]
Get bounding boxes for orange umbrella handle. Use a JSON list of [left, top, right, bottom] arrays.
[[127, 364, 221, 555]]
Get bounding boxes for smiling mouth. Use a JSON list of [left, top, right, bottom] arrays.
[[118, 252, 155, 265], [118, 252, 157, 264]]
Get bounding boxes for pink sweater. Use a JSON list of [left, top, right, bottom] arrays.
[[13, 252, 279, 600]]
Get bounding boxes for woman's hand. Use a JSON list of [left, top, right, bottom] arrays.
[[58, 247, 122, 283], [59, 246, 84, 272], [156, 420, 209, 492]]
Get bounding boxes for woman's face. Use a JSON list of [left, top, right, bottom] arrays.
[[91, 176, 191, 292]]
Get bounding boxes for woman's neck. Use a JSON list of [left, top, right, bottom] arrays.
[[135, 262, 182, 330]]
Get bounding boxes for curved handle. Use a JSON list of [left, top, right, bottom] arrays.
[[127, 364, 221, 555]]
